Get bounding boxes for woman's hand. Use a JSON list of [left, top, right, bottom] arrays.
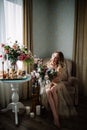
[[57, 65, 63, 74], [50, 83, 54, 88], [50, 83, 57, 89]]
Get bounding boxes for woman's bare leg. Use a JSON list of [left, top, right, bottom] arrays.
[[51, 86, 58, 111], [46, 88, 60, 128]]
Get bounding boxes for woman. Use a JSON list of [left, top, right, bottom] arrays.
[[41, 51, 77, 128]]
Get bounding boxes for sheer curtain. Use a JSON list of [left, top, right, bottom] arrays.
[[0, 0, 6, 43], [4, 0, 23, 45], [0, 0, 23, 108]]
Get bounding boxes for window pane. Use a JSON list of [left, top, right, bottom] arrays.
[[0, 0, 23, 71], [4, 0, 23, 45]]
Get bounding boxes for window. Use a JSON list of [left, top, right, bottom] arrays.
[[4, 0, 23, 45], [0, 0, 23, 70]]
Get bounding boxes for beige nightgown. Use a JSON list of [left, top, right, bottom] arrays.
[[41, 61, 77, 117]]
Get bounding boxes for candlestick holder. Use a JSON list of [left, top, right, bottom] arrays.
[[7, 68, 9, 79]]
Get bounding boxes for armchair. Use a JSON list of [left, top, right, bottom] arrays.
[[43, 58, 78, 106], [63, 59, 78, 105]]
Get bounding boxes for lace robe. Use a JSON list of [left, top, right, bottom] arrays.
[[41, 61, 77, 117]]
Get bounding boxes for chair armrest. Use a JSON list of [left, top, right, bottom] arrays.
[[68, 76, 78, 86], [68, 77, 79, 105], [63, 77, 78, 105]]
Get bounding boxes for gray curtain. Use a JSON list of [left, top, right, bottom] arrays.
[[23, 0, 33, 98], [73, 0, 87, 96]]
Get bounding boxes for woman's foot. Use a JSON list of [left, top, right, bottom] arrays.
[[54, 120, 60, 128]]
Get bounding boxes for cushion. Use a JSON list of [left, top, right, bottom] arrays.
[[43, 58, 50, 65]]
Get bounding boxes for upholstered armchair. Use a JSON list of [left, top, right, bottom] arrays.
[[63, 59, 78, 105], [43, 58, 78, 106]]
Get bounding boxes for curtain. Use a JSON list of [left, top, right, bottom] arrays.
[[73, 0, 87, 96], [0, 0, 24, 107], [23, 0, 33, 98], [4, 0, 23, 44], [0, 0, 6, 43], [0, 0, 10, 108]]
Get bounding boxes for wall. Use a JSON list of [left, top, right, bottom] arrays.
[[33, 0, 75, 59]]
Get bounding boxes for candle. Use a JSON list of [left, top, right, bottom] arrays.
[[6, 54, 9, 78], [36, 105, 41, 116], [25, 106, 31, 115], [30, 112, 35, 118], [6, 54, 9, 69], [2, 61, 4, 79]]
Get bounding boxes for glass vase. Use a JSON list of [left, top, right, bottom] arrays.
[[10, 63, 17, 72]]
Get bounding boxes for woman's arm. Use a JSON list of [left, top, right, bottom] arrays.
[[57, 63, 68, 81]]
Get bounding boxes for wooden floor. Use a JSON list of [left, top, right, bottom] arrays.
[[0, 96, 87, 130]]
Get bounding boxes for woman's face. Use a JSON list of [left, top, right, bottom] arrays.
[[51, 52, 60, 63]]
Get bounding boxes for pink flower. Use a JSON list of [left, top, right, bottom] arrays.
[[18, 53, 26, 60], [4, 49, 9, 54], [0, 41, 34, 64], [0, 43, 5, 48], [12, 43, 19, 50], [34, 57, 39, 64], [0, 55, 2, 58], [24, 54, 30, 60]]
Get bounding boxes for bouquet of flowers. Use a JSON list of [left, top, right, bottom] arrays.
[[45, 68, 58, 81], [31, 56, 58, 86], [31, 57, 47, 81]]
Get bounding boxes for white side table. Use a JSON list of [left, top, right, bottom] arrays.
[[0, 74, 31, 125]]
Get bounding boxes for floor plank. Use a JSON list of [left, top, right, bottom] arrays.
[[0, 96, 87, 130]]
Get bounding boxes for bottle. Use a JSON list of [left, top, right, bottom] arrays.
[[31, 81, 40, 113]]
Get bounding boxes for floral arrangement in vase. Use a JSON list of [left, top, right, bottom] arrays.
[[0, 41, 34, 65], [0, 41, 34, 79]]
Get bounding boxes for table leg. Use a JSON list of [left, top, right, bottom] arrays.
[[7, 83, 24, 125], [15, 104, 18, 125]]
